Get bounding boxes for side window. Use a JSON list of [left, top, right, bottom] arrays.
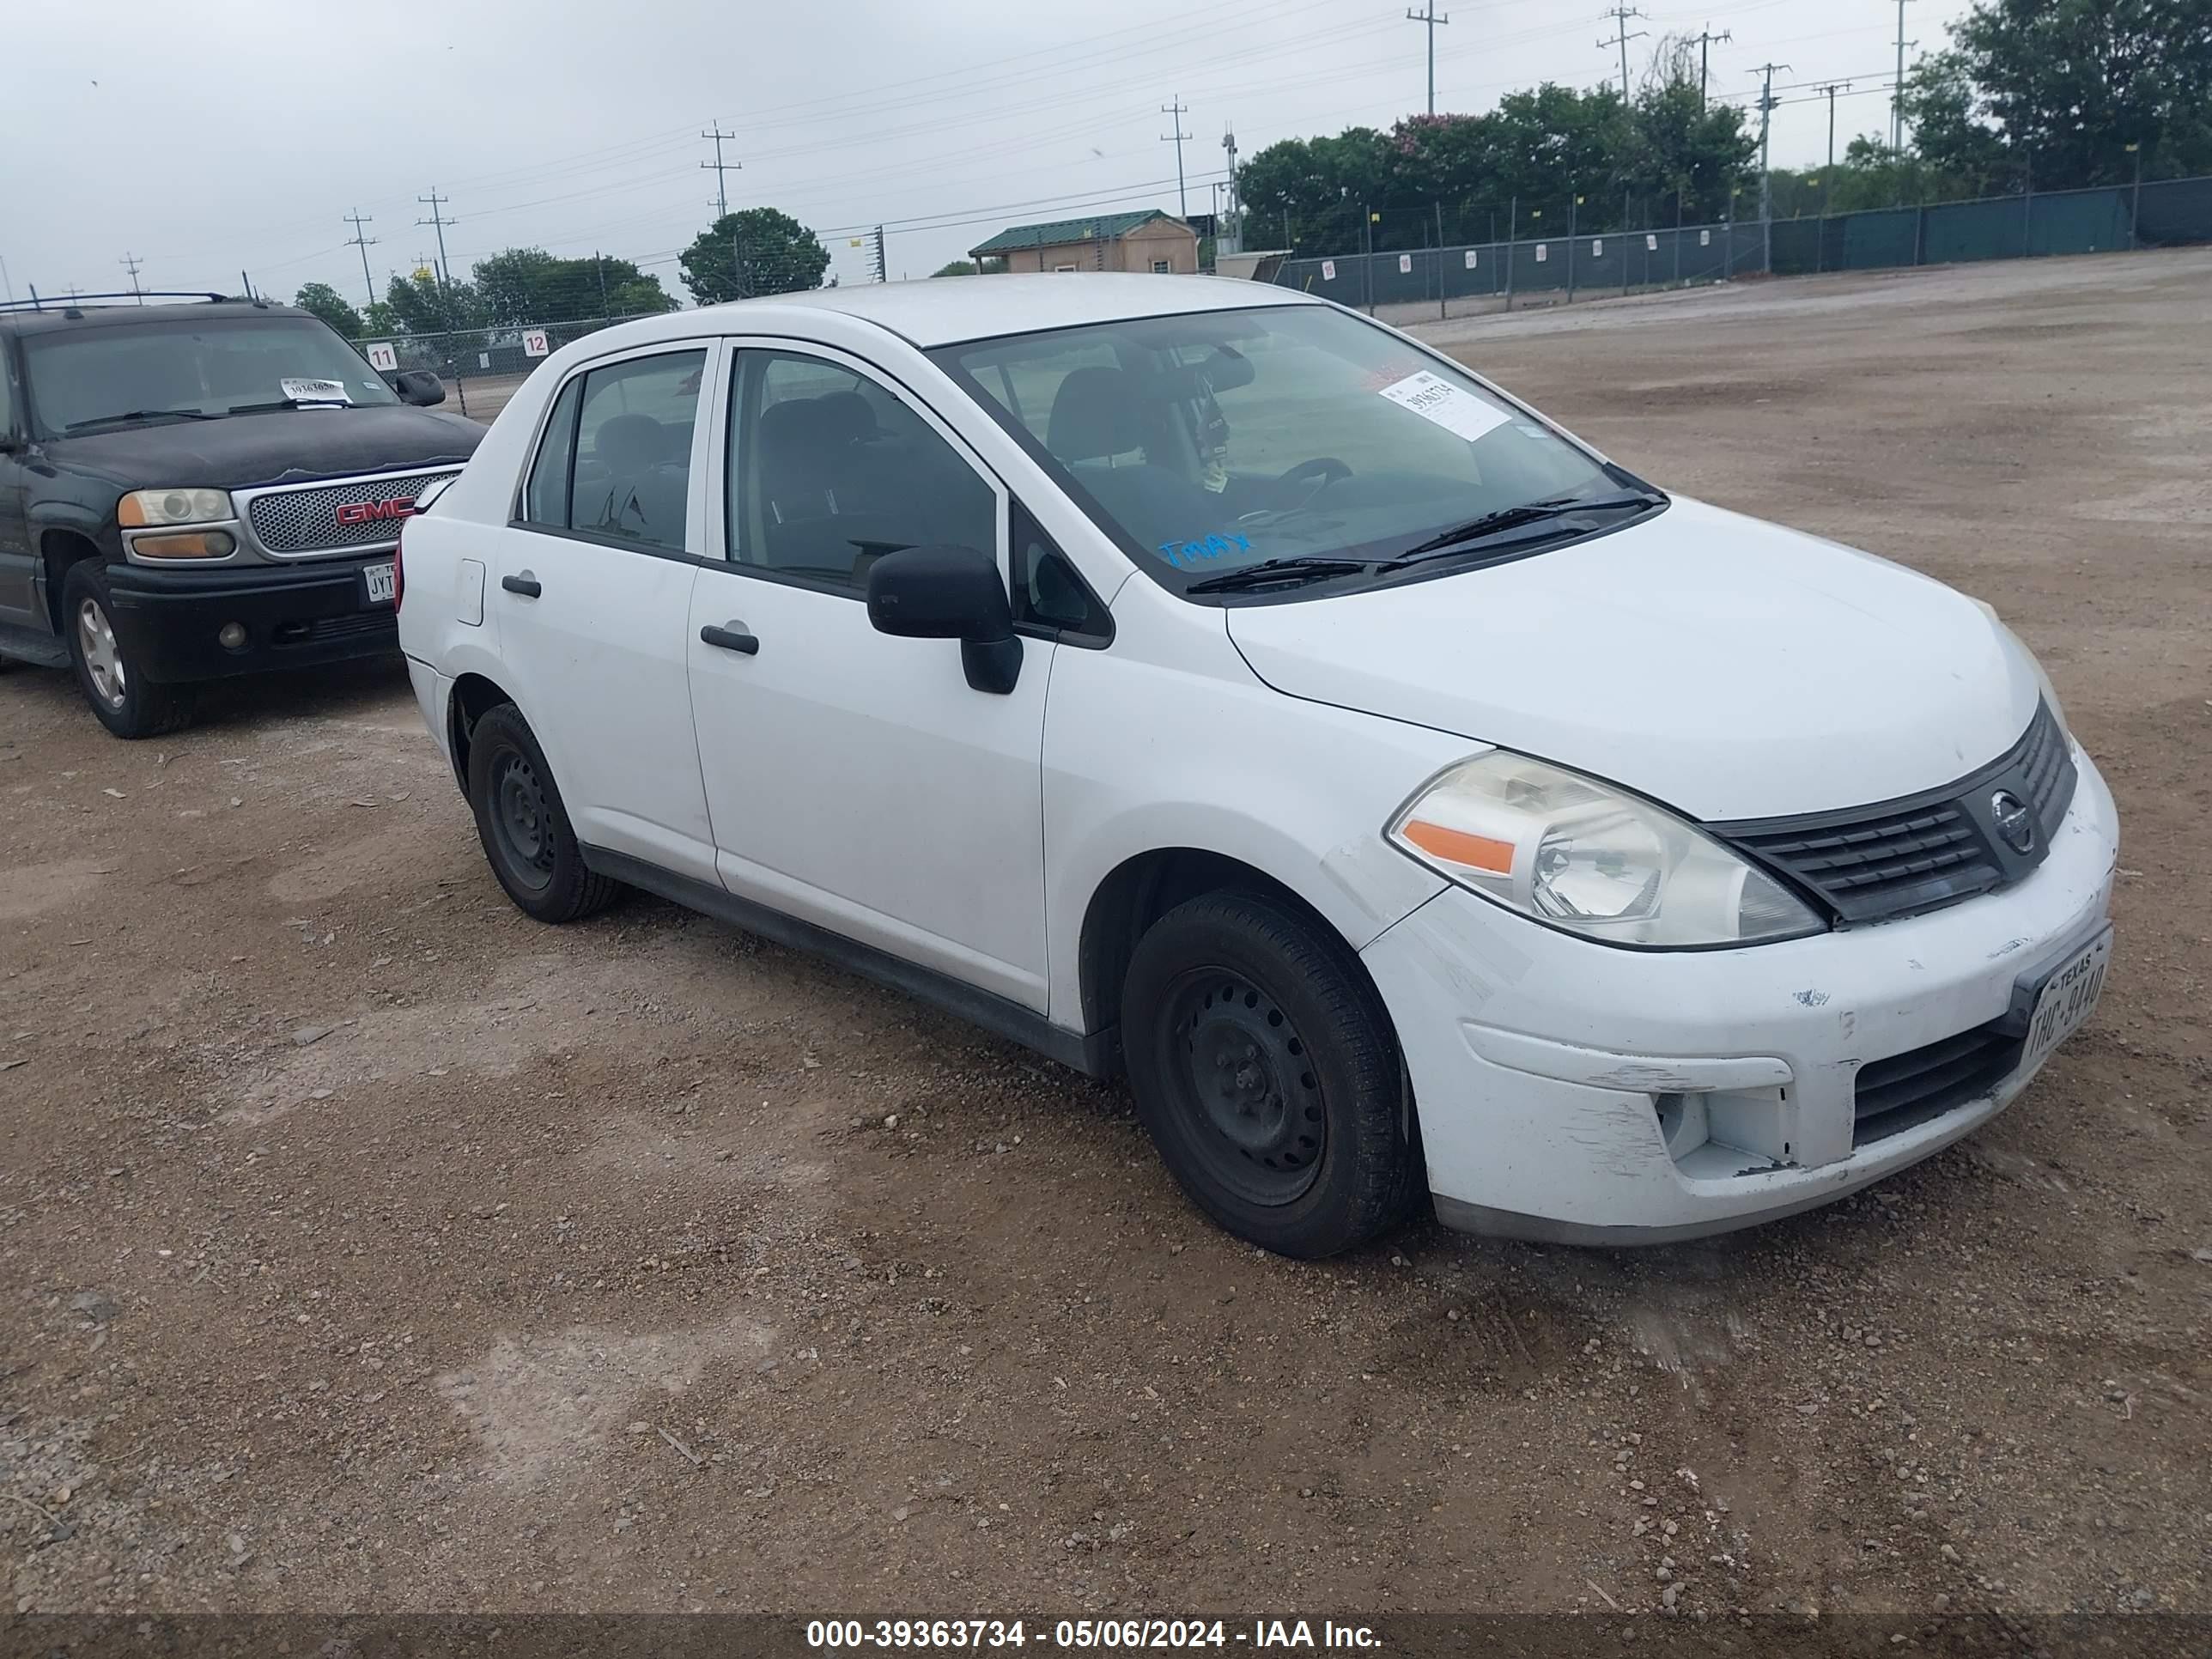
[[545, 350, 705, 552], [729, 350, 996, 594], [0, 348, 15, 435], [1012, 501, 1110, 643], [520, 375, 582, 526]]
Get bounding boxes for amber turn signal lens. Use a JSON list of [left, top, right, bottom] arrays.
[[134, 530, 236, 559]]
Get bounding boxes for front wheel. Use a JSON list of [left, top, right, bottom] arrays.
[[464, 703, 623, 924], [62, 562, 194, 739], [1121, 891, 1425, 1258]]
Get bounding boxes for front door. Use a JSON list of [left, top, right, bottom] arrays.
[[487, 343, 720, 883], [686, 343, 1053, 1009]]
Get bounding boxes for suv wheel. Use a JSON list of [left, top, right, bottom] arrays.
[[62, 562, 193, 739], [465, 703, 623, 923], [1121, 891, 1425, 1258]]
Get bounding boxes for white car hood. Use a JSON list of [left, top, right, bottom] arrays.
[[1224, 496, 2041, 822]]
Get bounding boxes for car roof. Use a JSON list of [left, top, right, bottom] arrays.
[[0, 299, 314, 337], [612, 272, 1324, 351]]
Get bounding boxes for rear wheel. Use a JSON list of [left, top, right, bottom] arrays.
[[465, 702, 622, 923], [62, 562, 193, 739], [1121, 891, 1425, 1258]]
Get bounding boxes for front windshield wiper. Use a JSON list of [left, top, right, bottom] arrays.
[[225, 397, 357, 415], [1183, 556, 1373, 595], [1391, 492, 1664, 561], [63, 408, 219, 432]]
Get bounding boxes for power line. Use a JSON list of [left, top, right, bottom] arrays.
[[1599, 4, 1649, 96], [343, 210, 378, 311], [701, 122, 740, 219], [415, 190, 458, 292], [1892, 0, 1916, 149], [1404, 3, 1450, 116], [1691, 23, 1732, 107], [1160, 96, 1192, 217]]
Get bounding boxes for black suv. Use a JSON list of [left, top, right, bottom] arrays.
[[0, 293, 483, 737]]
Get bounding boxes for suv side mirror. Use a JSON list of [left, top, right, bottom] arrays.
[[866, 544, 1022, 694], [392, 368, 447, 407]]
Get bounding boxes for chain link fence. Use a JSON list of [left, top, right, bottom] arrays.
[[1271, 173, 2212, 323], [348, 312, 664, 423]]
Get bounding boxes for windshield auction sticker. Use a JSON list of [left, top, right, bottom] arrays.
[[280, 377, 351, 404], [1375, 368, 1510, 442]]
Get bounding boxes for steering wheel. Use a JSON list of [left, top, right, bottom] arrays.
[[1273, 456, 1353, 508]]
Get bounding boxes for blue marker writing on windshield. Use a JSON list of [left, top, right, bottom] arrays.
[[1157, 532, 1253, 568]]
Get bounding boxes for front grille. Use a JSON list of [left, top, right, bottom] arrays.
[[270, 611, 396, 647], [1715, 702, 2075, 924], [1852, 1021, 2022, 1146], [245, 469, 460, 556]]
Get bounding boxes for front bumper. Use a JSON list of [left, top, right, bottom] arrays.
[[101, 556, 398, 684], [1362, 749, 2118, 1243]]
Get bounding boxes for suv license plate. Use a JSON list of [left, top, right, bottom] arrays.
[[2021, 926, 2111, 1076], [362, 562, 397, 605]]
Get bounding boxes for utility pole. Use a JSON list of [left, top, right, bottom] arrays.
[[118, 252, 144, 303], [1160, 96, 1192, 217], [1692, 24, 1732, 108], [872, 225, 887, 283], [1403, 4, 1449, 116], [415, 189, 457, 291], [1599, 4, 1648, 98], [701, 122, 739, 219], [1892, 0, 1916, 150], [1818, 81, 1852, 176], [1751, 64, 1789, 271], [343, 210, 378, 311]]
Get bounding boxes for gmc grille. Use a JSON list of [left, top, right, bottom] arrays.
[[245, 470, 462, 556]]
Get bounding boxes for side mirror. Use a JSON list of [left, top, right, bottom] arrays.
[[392, 368, 447, 407], [866, 544, 1022, 695]]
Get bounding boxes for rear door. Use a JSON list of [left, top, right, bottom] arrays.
[[685, 341, 1054, 1008], [483, 343, 721, 884], [0, 339, 34, 628]]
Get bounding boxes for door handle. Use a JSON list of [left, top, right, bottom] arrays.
[[700, 623, 759, 655], [501, 573, 542, 598]]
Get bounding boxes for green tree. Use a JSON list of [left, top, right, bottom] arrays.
[[932, 258, 980, 276], [472, 246, 677, 325], [1935, 0, 2212, 186], [293, 282, 363, 338], [359, 300, 400, 337], [1236, 127, 1392, 253], [382, 270, 486, 337], [679, 209, 830, 302]]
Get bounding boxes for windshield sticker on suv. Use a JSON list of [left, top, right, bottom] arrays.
[[281, 377, 351, 404], [1157, 532, 1253, 568], [1376, 369, 1510, 443]]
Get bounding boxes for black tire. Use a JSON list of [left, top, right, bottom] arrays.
[[61, 562, 194, 739], [464, 702, 623, 924], [1121, 890, 1425, 1258]]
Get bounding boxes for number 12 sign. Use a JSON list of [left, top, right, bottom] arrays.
[[522, 329, 551, 358]]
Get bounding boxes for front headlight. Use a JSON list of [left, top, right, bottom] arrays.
[[118, 487, 234, 527], [1388, 751, 1824, 947]]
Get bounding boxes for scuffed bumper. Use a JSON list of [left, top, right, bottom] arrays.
[[1363, 750, 2119, 1243]]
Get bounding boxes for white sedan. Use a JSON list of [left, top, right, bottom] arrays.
[[394, 273, 2115, 1256]]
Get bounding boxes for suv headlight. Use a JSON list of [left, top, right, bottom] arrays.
[[1388, 751, 1824, 947], [118, 488, 234, 527]]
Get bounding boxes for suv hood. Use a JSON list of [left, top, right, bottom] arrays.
[[1224, 496, 2040, 822], [39, 405, 483, 492]]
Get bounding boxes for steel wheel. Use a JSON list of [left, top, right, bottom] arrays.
[[1164, 966, 1326, 1207], [490, 749, 556, 892], [76, 597, 127, 708]]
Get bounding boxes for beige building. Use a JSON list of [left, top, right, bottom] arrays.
[[969, 209, 1200, 275]]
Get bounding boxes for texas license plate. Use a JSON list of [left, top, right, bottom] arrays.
[[2020, 926, 2112, 1075], [362, 562, 397, 605]]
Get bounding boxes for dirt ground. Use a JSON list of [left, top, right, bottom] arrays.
[[3, 251, 2207, 1630]]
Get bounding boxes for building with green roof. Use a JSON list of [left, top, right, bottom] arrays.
[[968, 209, 1198, 275]]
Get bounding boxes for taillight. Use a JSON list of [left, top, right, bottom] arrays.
[[392, 520, 407, 612]]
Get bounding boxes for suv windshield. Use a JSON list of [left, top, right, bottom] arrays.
[[935, 304, 1653, 599], [24, 314, 398, 435]]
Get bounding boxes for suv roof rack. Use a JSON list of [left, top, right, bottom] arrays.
[[0, 291, 251, 313]]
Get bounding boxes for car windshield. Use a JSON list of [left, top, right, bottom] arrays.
[[24, 315, 398, 434], [934, 304, 1644, 599]]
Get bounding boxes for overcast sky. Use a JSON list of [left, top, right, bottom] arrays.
[[4, 0, 1974, 307]]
